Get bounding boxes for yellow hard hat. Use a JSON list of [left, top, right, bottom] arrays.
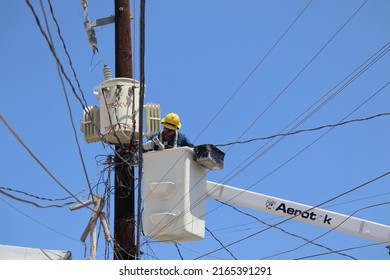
[[161, 112, 182, 130]]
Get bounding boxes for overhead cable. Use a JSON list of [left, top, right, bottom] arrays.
[[192, 0, 315, 143], [295, 241, 387, 260], [218, 200, 356, 259], [0, 189, 74, 209], [215, 112, 390, 147], [25, 0, 89, 109], [0, 185, 74, 202], [224, 0, 369, 151], [0, 114, 86, 207], [39, 0, 93, 197], [0, 196, 80, 243]]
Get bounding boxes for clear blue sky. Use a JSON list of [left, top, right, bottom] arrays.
[[1, 0, 389, 260]]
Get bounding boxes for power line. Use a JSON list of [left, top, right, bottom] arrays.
[[294, 242, 387, 260], [47, 0, 88, 106], [222, 0, 368, 153], [215, 112, 390, 147], [206, 227, 237, 260], [192, 0, 314, 143], [0, 196, 81, 243], [0, 189, 74, 209], [205, 3, 386, 195], [25, 1, 125, 260], [0, 114, 86, 207], [38, 0, 93, 197], [0, 186, 75, 202], [219, 78, 390, 189], [137, 0, 146, 260], [28, 0, 120, 156], [173, 243, 184, 260], [216, 200, 356, 260], [25, 0, 89, 110]]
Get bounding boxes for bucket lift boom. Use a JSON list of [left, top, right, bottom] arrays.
[[206, 181, 390, 244]]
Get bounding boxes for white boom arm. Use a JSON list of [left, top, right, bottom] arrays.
[[207, 181, 390, 244]]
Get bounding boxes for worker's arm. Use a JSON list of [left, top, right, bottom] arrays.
[[178, 133, 194, 147]]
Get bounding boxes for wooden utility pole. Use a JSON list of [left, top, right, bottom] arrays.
[[114, 0, 136, 260]]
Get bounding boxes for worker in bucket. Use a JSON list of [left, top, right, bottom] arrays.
[[143, 112, 193, 151]]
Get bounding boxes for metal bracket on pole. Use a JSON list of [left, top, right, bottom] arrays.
[[83, 15, 116, 54], [81, 0, 131, 54], [84, 15, 115, 30]]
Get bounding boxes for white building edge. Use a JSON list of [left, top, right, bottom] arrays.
[[0, 244, 71, 260]]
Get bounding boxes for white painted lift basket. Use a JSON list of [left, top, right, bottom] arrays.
[[143, 147, 207, 242], [94, 78, 141, 145]]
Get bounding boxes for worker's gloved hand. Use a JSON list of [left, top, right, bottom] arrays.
[[142, 140, 154, 151], [152, 136, 165, 150]]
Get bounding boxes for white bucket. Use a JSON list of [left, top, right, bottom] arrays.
[[143, 147, 206, 242]]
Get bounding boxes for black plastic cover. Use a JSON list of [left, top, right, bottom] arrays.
[[194, 144, 225, 170]]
